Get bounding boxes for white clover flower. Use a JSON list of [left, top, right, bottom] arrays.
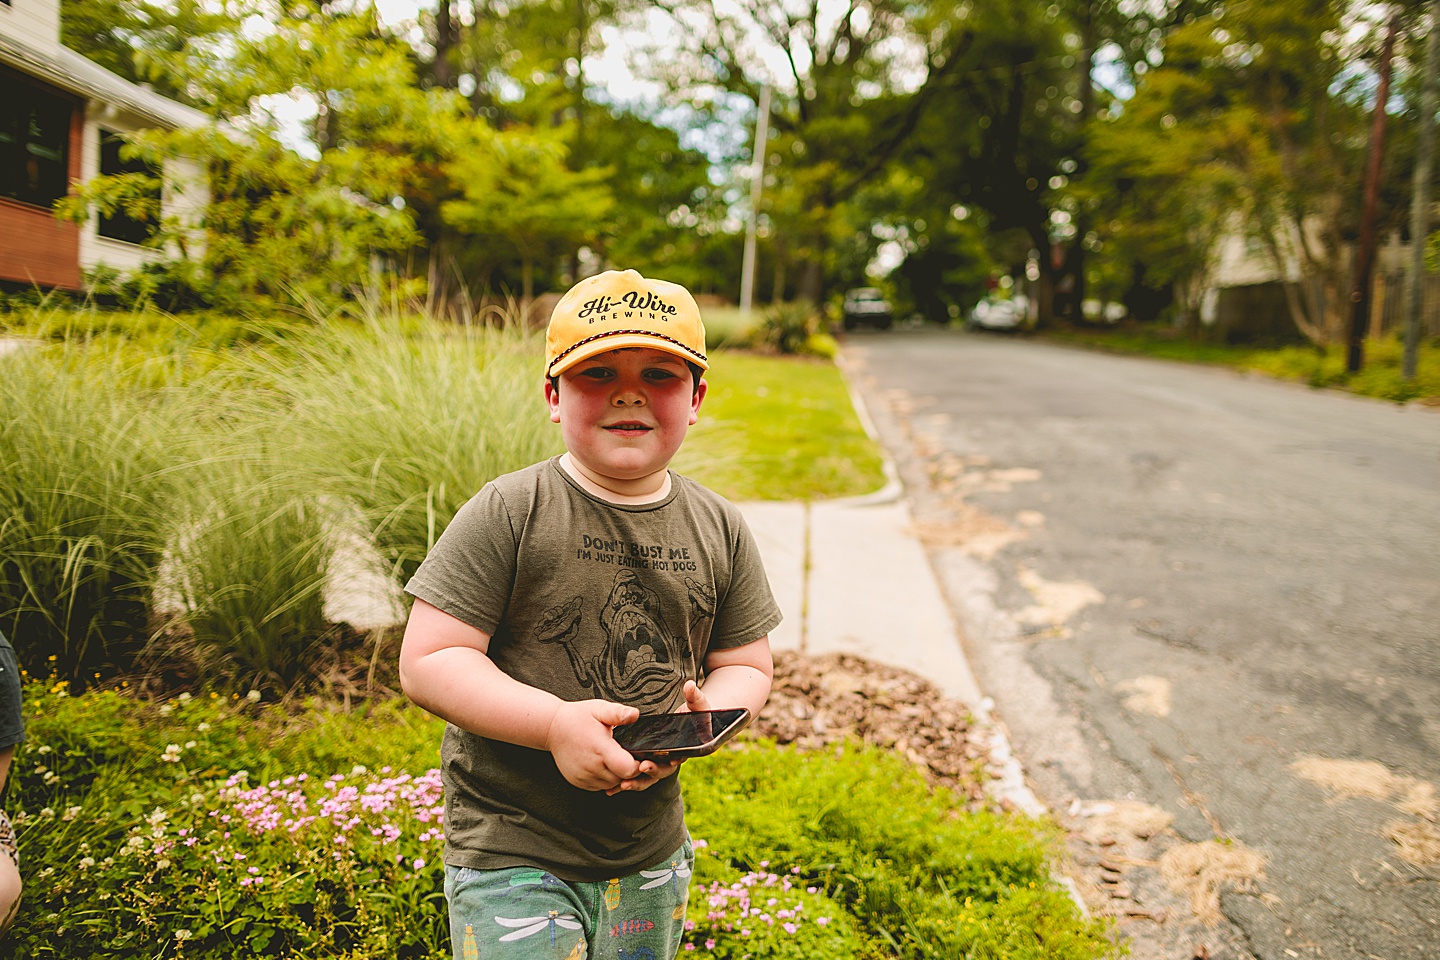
[[174, 929, 192, 941], [79, 857, 95, 870], [43, 771, 58, 784], [37, 745, 51, 755], [178, 693, 192, 704], [160, 704, 174, 716], [62, 805, 81, 822], [161, 744, 182, 762], [190, 793, 205, 805], [40, 807, 55, 818], [184, 740, 196, 750], [127, 836, 146, 849], [196, 722, 211, 732], [246, 690, 262, 703], [351, 764, 368, 776], [156, 858, 171, 869]]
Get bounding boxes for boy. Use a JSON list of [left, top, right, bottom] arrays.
[[0, 629, 23, 931], [399, 269, 780, 960]]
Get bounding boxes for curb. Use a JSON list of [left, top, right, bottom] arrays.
[[832, 345, 1053, 823]]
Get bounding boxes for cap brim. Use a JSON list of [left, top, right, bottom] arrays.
[[547, 332, 709, 377]]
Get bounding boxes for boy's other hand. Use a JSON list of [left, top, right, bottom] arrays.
[[547, 699, 643, 792], [606, 679, 709, 795]]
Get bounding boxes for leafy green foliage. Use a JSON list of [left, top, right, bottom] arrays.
[[6, 684, 1111, 960], [685, 742, 1119, 959]]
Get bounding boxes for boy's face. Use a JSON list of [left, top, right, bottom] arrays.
[[545, 347, 706, 489]]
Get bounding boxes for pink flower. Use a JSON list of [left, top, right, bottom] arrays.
[[784, 923, 797, 934]]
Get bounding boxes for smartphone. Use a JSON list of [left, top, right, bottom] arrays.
[[613, 707, 752, 762]]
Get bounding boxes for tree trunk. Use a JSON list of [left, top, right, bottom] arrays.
[[798, 258, 823, 305], [434, 1, 455, 88], [521, 255, 535, 319], [1405, 0, 1440, 381], [1065, 0, 1096, 323]]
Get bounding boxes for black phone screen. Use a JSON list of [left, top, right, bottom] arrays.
[[613, 707, 750, 759]]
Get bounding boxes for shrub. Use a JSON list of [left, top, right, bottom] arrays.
[[0, 345, 181, 687], [155, 466, 338, 694], [748, 303, 824, 356], [249, 317, 561, 587]]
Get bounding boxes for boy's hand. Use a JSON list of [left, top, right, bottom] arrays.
[[606, 680, 710, 796], [546, 699, 643, 792]]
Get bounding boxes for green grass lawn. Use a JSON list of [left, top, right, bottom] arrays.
[[676, 350, 888, 502]]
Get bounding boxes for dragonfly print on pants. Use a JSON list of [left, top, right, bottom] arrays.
[[494, 909, 582, 945]]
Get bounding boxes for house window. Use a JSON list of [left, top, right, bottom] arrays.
[[97, 129, 159, 244], [0, 80, 73, 209]]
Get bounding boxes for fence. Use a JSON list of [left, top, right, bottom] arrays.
[[1371, 272, 1440, 340]]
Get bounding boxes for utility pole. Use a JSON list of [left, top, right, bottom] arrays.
[[739, 84, 772, 322], [1405, 0, 1440, 382], [1348, 13, 1399, 374]]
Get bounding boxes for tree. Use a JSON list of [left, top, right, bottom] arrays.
[[441, 127, 614, 309], [642, 0, 984, 303], [1085, 0, 1385, 344], [59, 0, 238, 106]]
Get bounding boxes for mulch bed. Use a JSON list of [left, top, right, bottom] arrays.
[[749, 649, 990, 806]]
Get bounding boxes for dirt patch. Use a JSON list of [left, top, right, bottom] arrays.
[[1114, 676, 1173, 718], [1290, 756, 1410, 803], [1079, 800, 1175, 844], [1159, 842, 1267, 926], [1385, 820, 1440, 866]]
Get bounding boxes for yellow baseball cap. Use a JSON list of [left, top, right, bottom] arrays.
[[544, 269, 708, 378]]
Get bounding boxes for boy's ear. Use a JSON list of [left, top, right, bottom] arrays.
[[544, 377, 562, 423], [689, 377, 707, 425]]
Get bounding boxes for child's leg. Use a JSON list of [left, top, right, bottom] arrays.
[[445, 865, 590, 960], [444, 837, 694, 960], [588, 838, 694, 960]]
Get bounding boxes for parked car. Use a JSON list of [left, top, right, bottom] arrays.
[[967, 295, 1028, 331], [841, 287, 893, 330]]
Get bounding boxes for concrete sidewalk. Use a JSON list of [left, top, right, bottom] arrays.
[[737, 494, 983, 707]]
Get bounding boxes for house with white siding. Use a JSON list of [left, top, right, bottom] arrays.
[[1, 0, 207, 290]]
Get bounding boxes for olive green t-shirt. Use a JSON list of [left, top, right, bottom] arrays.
[[404, 457, 781, 882]]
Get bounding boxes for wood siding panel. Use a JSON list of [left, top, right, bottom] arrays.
[[0, 199, 81, 289], [0, 74, 84, 290]]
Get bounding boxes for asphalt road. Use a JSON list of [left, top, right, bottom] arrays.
[[844, 328, 1440, 960]]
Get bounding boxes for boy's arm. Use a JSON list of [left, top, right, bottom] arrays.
[[692, 635, 774, 718], [399, 598, 644, 792]]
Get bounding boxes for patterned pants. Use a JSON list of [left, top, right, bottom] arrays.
[[444, 838, 693, 960]]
